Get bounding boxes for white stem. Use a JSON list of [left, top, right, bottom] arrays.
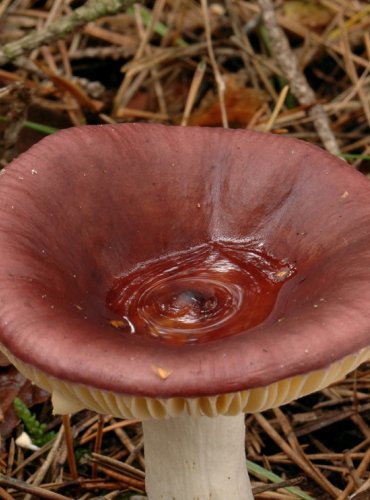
[[142, 413, 253, 500]]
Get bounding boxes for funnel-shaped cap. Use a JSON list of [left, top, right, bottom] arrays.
[[0, 124, 369, 401]]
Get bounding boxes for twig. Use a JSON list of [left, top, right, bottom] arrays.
[[200, 0, 228, 128], [181, 59, 207, 126], [0, 473, 71, 500], [263, 84, 289, 132], [0, 0, 136, 67], [0, 485, 14, 500], [254, 413, 341, 498], [23, 425, 65, 500], [92, 415, 104, 479], [0, 0, 12, 19], [98, 465, 145, 491], [121, 43, 208, 77], [0, 82, 31, 166], [257, 0, 340, 155], [134, 3, 167, 116], [252, 476, 305, 495], [62, 415, 78, 481], [78, 417, 139, 445], [113, 0, 166, 114], [338, 444, 370, 499], [90, 452, 145, 479], [115, 108, 169, 121], [112, 421, 144, 468], [338, 14, 370, 128]]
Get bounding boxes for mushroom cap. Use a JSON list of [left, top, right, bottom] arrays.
[[0, 124, 370, 418]]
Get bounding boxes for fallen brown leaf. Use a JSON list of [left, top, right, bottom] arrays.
[[188, 75, 267, 128], [0, 366, 49, 442]]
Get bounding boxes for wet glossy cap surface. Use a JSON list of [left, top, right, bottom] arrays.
[[0, 124, 370, 398]]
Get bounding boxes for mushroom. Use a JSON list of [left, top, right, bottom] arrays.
[[0, 124, 370, 499]]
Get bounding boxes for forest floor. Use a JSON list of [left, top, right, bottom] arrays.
[[0, 0, 370, 499]]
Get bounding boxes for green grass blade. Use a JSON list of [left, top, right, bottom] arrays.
[[338, 153, 370, 161], [0, 116, 59, 135], [246, 459, 316, 500], [128, 6, 188, 46]]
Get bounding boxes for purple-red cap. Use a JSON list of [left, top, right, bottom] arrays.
[[0, 124, 369, 399]]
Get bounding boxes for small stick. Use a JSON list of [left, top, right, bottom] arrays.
[[91, 452, 145, 479], [344, 453, 361, 488], [23, 426, 65, 500], [181, 59, 207, 126], [6, 438, 15, 477], [113, 423, 145, 468], [0, 473, 71, 500], [200, 0, 228, 128], [134, 3, 167, 117], [352, 476, 370, 497], [98, 465, 145, 491], [254, 413, 341, 498], [243, 2, 370, 70], [92, 415, 104, 479], [0, 485, 15, 500], [62, 415, 78, 481], [113, 0, 167, 113], [252, 476, 305, 495], [0, 0, 12, 19], [125, 438, 144, 466], [257, 0, 340, 155], [0, 82, 31, 166], [78, 414, 109, 443], [263, 85, 289, 132], [0, 0, 136, 67], [338, 444, 370, 499]]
